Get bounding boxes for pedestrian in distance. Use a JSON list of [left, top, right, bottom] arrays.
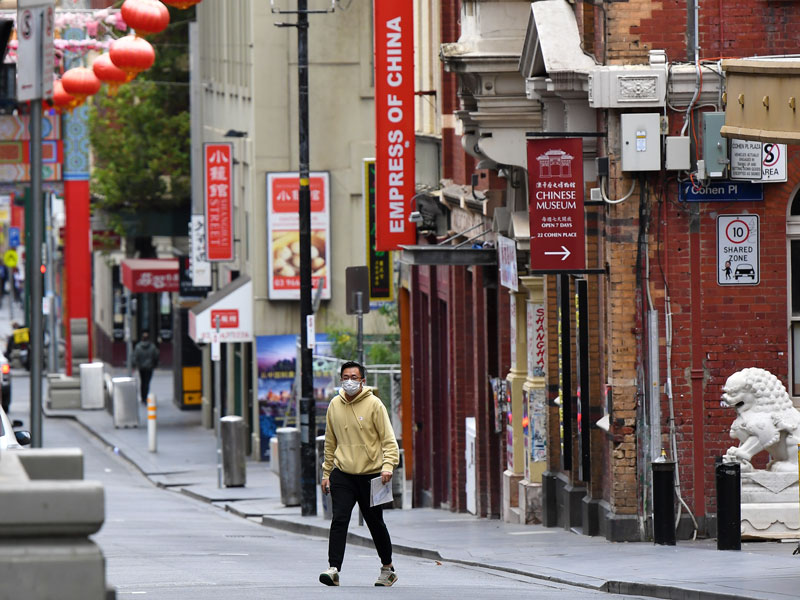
[[132, 331, 159, 404], [319, 361, 399, 587]]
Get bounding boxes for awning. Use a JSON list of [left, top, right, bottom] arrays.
[[398, 245, 497, 266], [189, 275, 253, 344], [121, 258, 179, 293]]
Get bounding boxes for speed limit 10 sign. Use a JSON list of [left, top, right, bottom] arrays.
[[717, 214, 759, 286]]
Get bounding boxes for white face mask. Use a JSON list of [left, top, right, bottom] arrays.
[[341, 379, 361, 396]]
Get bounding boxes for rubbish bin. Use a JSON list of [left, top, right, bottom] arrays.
[[277, 427, 301, 506], [80, 362, 105, 410], [221, 416, 247, 487], [316, 434, 332, 519], [111, 377, 139, 428]]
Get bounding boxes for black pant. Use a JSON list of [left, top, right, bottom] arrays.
[[328, 469, 393, 570], [139, 368, 154, 403]]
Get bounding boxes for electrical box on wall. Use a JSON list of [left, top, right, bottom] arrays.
[[665, 136, 691, 171], [621, 113, 661, 171], [702, 111, 728, 178]]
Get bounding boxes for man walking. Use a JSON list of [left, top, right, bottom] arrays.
[[132, 332, 159, 404], [319, 361, 399, 587]]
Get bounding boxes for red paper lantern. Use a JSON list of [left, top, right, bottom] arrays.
[[51, 80, 77, 113], [121, 0, 170, 37], [161, 0, 201, 9], [110, 35, 156, 81], [93, 53, 128, 95], [61, 67, 102, 107]]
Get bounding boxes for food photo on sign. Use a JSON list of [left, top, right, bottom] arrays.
[[266, 172, 331, 300]]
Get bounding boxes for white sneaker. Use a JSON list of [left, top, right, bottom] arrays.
[[374, 566, 397, 587], [319, 566, 339, 586]]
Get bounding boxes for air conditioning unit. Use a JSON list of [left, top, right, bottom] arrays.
[[589, 65, 668, 108]]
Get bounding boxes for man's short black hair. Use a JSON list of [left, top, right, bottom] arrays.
[[340, 361, 365, 379]]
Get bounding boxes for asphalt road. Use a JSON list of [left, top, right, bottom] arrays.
[[36, 415, 648, 599]]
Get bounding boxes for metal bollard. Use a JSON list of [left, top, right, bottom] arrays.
[[651, 461, 676, 545], [277, 427, 301, 506], [716, 459, 741, 550], [316, 435, 332, 519], [221, 416, 247, 487], [147, 394, 157, 453]]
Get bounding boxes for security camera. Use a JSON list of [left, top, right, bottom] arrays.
[[409, 211, 424, 224]]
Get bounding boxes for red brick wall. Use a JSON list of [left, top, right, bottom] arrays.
[[606, 0, 800, 65]]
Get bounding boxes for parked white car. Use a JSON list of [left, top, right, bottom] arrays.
[[0, 404, 30, 450]]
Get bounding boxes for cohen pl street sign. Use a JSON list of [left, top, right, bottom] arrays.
[[527, 138, 586, 271]]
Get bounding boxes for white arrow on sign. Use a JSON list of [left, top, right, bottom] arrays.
[[544, 246, 571, 261]]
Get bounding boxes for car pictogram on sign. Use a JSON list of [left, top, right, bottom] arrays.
[[734, 263, 756, 280]]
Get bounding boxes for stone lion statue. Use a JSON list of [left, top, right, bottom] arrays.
[[721, 368, 800, 472]]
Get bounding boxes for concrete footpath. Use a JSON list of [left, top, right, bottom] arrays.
[[29, 369, 800, 600]]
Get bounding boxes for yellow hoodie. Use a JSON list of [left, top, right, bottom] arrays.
[[322, 386, 399, 479]]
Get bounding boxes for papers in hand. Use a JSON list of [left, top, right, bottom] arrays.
[[370, 476, 393, 507]]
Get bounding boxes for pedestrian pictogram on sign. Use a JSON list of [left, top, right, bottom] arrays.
[[717, 214, 759, 286]]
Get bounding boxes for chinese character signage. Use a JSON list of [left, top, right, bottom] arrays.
[[266, 172, 331, 301], [189, 214, 211, 288], [204, 142, 234, 261], [527, 138, 586, 271], [364, 160, 393, 303], [498, 235, 518, 291], [374, 0, 416, 251]]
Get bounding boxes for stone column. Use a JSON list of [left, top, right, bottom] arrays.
[[503, 287, 527, 522], [518, 275, 546, 523]]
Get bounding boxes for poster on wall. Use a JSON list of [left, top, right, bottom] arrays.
[[266, 172, 331, 300], [256, 334, 337, 461]]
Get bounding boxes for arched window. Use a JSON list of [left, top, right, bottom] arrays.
[[787, 188, 800, 396]]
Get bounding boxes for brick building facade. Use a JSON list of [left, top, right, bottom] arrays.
[[402, 0, 800, 541]]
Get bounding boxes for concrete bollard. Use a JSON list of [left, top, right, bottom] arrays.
[[221, 416, 247, 487], [147, 394, 157, 453], [276, 427, 301, 506]]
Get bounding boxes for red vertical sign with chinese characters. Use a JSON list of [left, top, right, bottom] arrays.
[[374, 0, 416, 251], [527, 138, 586, 271], [204, 142, 234, 262]]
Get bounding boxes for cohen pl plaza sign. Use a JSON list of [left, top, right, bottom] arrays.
[[374, 0, 416, 251], [527, 138, 586, 271]]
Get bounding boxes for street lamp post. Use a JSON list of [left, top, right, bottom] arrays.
[[272, 0, 335, 518]]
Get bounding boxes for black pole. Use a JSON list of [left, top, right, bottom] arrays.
[[297, 0, 316, 517], [716, 459, 741, 550], [652, 461, 676, 545]]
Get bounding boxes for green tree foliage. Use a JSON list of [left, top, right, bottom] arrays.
[[88, 8, 193, 227], [325, 302, 401, 366]]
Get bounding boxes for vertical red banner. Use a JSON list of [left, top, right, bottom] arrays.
[[527, 138, 586, 271], [374, 0, 416, 251], [204, 142, 234, 261]]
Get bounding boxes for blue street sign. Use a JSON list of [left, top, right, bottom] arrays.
[[679, 180, 763, 203], [8, 227, 19, 249]]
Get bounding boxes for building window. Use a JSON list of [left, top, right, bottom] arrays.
[[788, 189, 800, 396]]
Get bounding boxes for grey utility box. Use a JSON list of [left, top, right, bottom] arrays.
[[79, 362, 105, 410], [111, 377, 139, 428], [277, 427, 301, 506], [221, 416, 247, 487]]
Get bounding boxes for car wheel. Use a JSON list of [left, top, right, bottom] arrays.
[[1, 387, 9, 413]]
